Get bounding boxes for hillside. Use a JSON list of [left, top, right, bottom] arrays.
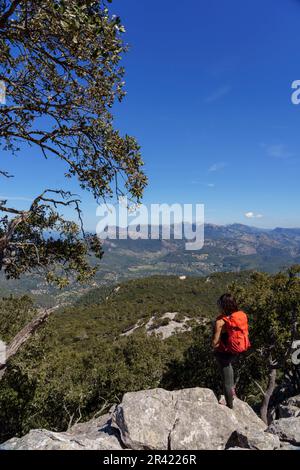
[[98, 223, 300, 280], [0, 223, 300, 307], [0, 269, 299, 446], [0, 272, 250, 442]]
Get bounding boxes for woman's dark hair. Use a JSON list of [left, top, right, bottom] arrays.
[[217, 293, 238, 316]]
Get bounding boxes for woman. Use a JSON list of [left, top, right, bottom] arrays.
[[212, 293, 250, 409]]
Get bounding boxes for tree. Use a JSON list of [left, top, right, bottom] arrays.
[[0, 0, 147, 374], [0, 0, 147, 283], [231, 266, 300, 423]]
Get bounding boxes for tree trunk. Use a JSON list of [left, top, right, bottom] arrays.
[[0, 305, 58, 380], [260, 367, 277, 424]]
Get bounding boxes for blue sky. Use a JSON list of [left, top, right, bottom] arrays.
[[1, 0, 300, 229]]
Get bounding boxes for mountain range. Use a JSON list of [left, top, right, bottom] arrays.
[[0, 223, 299, 306]]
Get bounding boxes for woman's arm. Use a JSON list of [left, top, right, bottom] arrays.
[[212, 318, 225, 349]]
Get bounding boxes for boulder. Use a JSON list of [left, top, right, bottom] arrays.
[[279, 441, 300, 451], [223, 395, 266, 432], [170, 387, 234, 449], [267, 417, 300, 446], [0, 415, 124, 450], [283, 395, 300, 407], [278, 405, 300, 418], [169, 399, 236, 450], [111, 388, 177, 450], [0, 387, 274, 451], [278, 395, 300, 418], [226, 428, 280, 450], [111, 387, 267, 450]]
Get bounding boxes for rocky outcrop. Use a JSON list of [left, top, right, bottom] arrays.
[[0, 414, 124, 450], [278, 395, 300, 418], [226, 429, 280, 450], [111, 387, 272, 451], [1, 387, 299, 450], [267, 417, 300, 446], [121, 312, 203, 340]]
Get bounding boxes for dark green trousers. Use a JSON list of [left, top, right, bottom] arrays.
[[214, 351, 237, 409]]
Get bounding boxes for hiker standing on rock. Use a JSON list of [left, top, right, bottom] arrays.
[[212, 293, 251, 409]]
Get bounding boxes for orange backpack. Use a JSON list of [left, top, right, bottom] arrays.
[[217, 310, 251, 354]]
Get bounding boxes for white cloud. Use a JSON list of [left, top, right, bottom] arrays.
[[244, 211, 263, 219], [190, 181, 215, 187], [261, 143, 293, 159], [204, 85, 231, 103], [208, 162, 226, 172]]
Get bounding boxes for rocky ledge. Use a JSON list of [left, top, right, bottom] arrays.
[[1, 388, 300, 450]]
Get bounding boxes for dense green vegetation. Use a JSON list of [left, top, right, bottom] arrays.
[[0, 272, 248, 441], [162, 267, 300, 423], [0, 296, 36, 343], [0, 269, 299, 441]]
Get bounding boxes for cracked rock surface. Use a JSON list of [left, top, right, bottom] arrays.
[[111, 387, 268, 450]]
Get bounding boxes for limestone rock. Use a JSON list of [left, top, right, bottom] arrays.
[[278, 395, 300, 418], [226, 428, 280, 450], [111, 388, 177, 450], [283, 395, 300, 407], [111, 387, 267, 450], [0, 416, 123, 450], [267, 417, 300, 446], [278, 405, 300, 418], [0, 387, 277, 451]]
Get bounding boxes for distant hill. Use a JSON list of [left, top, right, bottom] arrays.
[[0, 223, 299, 306], [94, 222, 300, 283]]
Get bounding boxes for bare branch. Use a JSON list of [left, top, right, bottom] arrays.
[[0, 204, 26, 215], [0, 305, 60, 380], [0, 169, 14, 178], [0, 0, 22, 29], [253, 380, 266, 397]]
